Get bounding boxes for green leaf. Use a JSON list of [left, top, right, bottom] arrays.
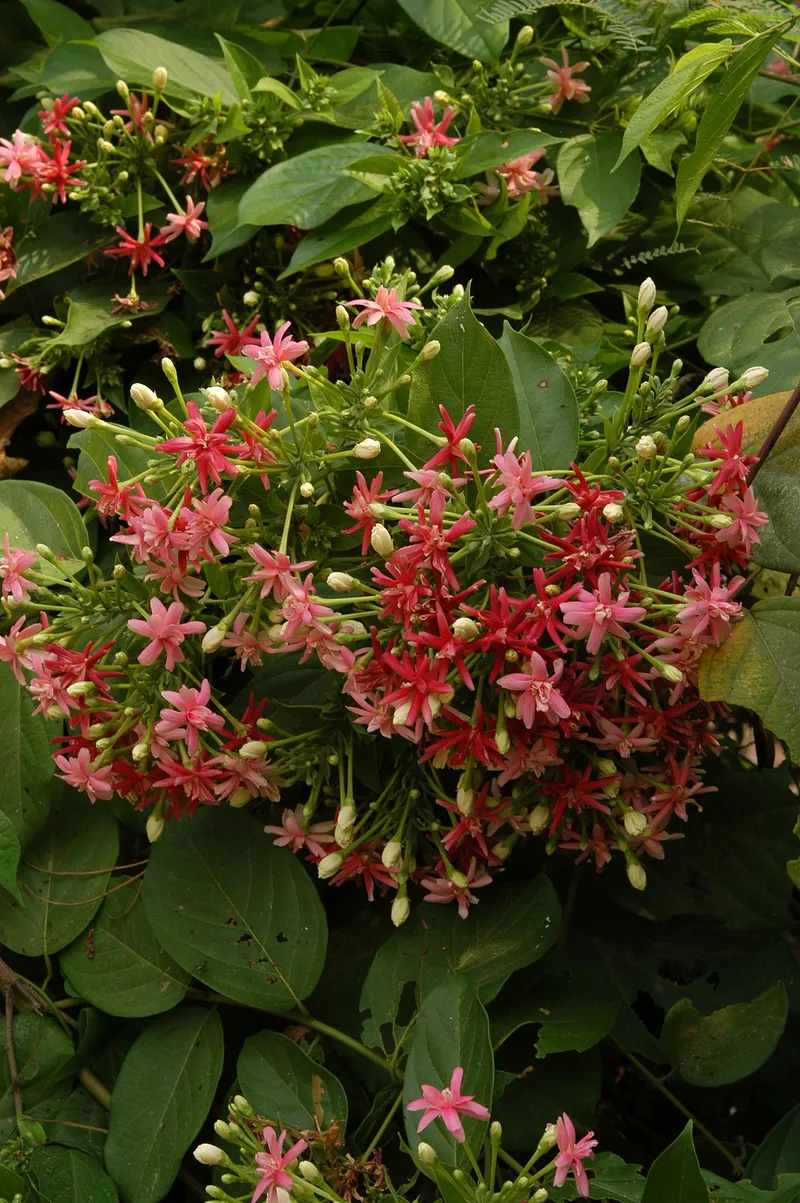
[[397, 0, 508, 62], [238, 1031, 348, 1130], [105, 1007, 223, 1203], [698, 291, 800, 400], [641, 1123, 709, 1203], [640, 130, 686, 176], [0, 663, 55, 850], [32, 1146, 118, 1203], [498, 324, 579, 468], [0, 787, 119, 956], [0, 478, 87, 584], [203, 179, 259, 259], [93, 30, 237, 105], [676, 30, 783, 227], [280, 201, 394, 278], [0, 1164, 26, 1201], [215, 34, 264, 100], [142, 807, 327, 1010], [0, 809, 22, 903], [10, 213, 110, 293], [493, 1050, 601, 1154], [454, 129, 562, 177], [238, 143, 395, 230], [490, 975, 620, 1055], [698, 598, 800, 764], [705, 1171, 800, 1203], [0, 1013, 75, 1141], [52, 282, 170, 349], [19, 0, 93, 42], [615, 42, 732, 167], [68, 426, 161, 501], [360, 878, 560, 1053], [60, 875, 190, 1018], [403, 976, 493, 1167], [253, 76, 302, 108], [557, 133, 641, 247], [406, 292, 519, 457], [662, 984, 788, 1087], [749, 1105, 800, 1189]]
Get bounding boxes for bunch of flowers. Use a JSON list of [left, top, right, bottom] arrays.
[[0, 271, 769, 921], [193, 1072, 597, 1202]]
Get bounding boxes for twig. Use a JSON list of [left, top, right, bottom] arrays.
[[79, 1067, 112, 1110], [4, 985, 22, 1117], [746, 376, 800, 485]]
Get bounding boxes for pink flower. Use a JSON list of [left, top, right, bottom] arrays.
[[242, 322, 309, 390], [156, 402, 239, 493], [127, 598, 206, 670], [264, 803, 336, 858], [155, 679, 224, 756], [54, 748, 114, 803], [345, 286, 423, 339], [497, 652, 571, 727], [398, 96, 460, 157], [0, 614, 42, 683], [495, 150, 557, 203], [244, 546, 315, 602], [343, 471, 395, 554], [88, 455, 148, 521], [0, 130, 40, 187], [182, 488, 236, 563], [223, 613, 274, 668], [560, 572, 647, 654], [553, 1113, 597, 1197], [676, 563, 744, 644], [407, 1066, 490, 1143], [716, 487, 768, 556], [253, 1127, 307, 1203], [206, 309, 261, 358], [420, 858, 492, 920], [0, 534, 37, 603], [47, 390, 112, 423], [539, 48, 592, 114], [488, 433, 562, 528], [159, 196, 208, 243]]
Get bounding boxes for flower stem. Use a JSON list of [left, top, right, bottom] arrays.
[[276, 1011, 401, 1081]]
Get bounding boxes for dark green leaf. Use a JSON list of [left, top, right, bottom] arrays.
[[557, 133, 641, 247], [0, 787, 119, 956], [698, 291, 800, 400], [490, 974, 620, 1055], [10, 213, 110, 292], [280, 201, 394, 278], [403, 976, 493, 1167], [19, 0, 93, 42], [52, 282, 170, 348], [238, 143, 395, 230], [238, 1031, 348, 1130], [0, 662, 55, 852], [203, 180, 259, 259], [455, 130, 562, 177], [32, 1146, 118, 1203], [93, 29, 237, 104], [662, 984, 788, 1087], [641, 1123, 709, 1203], [0, 478, 87, 584], [216, 34, 264, 100], [0, 1014, 74, 1142], [749, 1105, 800, 1190], [69, 427, 162, 501], [0, 1165, 26, 1200], [142, 807, 327, 1010], [105, 1007, 224, 1203], [498, 324, 579, 468], [0, 809, 22, 903], [60, 875, 190, 1018], [397, 0, 507, 60], [676, 30, 783, 227]]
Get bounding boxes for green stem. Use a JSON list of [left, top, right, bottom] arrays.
[[359, 1089, 403, 1160], [277, 1011, 401, 1081]]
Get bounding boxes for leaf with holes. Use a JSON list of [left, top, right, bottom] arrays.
[[142, 807, 327, 1010], [238, 1031, 348, 1130], [662, 984, 788, 1087], [698, 290, 800, 398]]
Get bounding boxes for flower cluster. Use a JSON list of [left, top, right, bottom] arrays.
[[0, 276, 768, 918]]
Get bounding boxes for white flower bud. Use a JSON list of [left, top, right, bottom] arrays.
[[417, 1142, 438, 1165], [229, 786, 252, 808], [740, 365, 769, 389], [152, 66, 169, 90], [529, 803, 550, 835], [318, 851, 345, 879], [194, 357, 207, 371], [370, 523, 394, 557], [239, 740, 268, 760], [516, 23, 534, 45], [493, 835, 516, 861], [66, 680, 94, 697], [699, 367, 730, 394], [558, 502, 581, 520], [299, 481, 315, 499], [298, 1162, 322, 1184], [130, 382, 162, 410], [353, 438, 381, 459], [603, 502, 624, 523], [206, 386, 232, 411], [660, 663, 683, 684], [457, 780, 474, 815], [533, 1191, 548, 1203], [637, 277, 656, 313], [243, 290, 260, 307], [623, 811, 649, 838], [645, 305, 668, 337], [636, 435, 658, 460], [495, 727, 510, 754], [194, 1145, 223, 1166], [327, 572, 356, 593], [631, 341, 651, 367], [392, 701, 412, 727], [452, 616, 479, 640], [710, 512, 734, 529], [63, 408, 95, 428], [391, 895, 411, 927], [146, 815, 165, 843], [433, 90, 451, 104], [382, 840, 403, 868], [334, 804, 356, 846], [213, 1120, 232, 1139], [420, 340, 440, 361], [627, 862, 647, 891], [202, 625, 226, 653]]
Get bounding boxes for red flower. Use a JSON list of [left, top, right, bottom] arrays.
[[398, 97, 460, 158], [343, 471, 395, 555], [39, 94, 81, 138], [425, 404, 477, 474], [155, 402, 240, 493], [205, 310, 261, 358], [104, 223, 167, 276], [30, 139, 86, 203]]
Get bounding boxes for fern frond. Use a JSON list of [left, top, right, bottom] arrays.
[[477, 0, 653, 51]]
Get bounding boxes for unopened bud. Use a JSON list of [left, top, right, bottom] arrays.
[[63, 408, 95, 428], [194, 1145, 222, 1166], [420, 340, 440, 361], [603, 502, 624, 523], [710, 512, 734, 528], [299, 481, 315, 499], [327, 571, 356, 592], [130, 382, 162, 410], [660, 663, 683, 684], [637, 277, 656, 313], [391, 895, 410, 927], [66, 680, 94, 697], [457, 782, 474, 815], [318, 851, 345, 879], [243, 290, 259, 307], [354, 437, 381, 459], [429, 265, 455, 287], [161, 357, 178, 387], [116, 79, 130, 100], [636, 435, 658, 459], [417, 1142, 438, 1165], [370, 523, 394, 557], [382, 840, 403, 868], [298, 1163, 322, 1184], [452, 616, 479, 641], [146, 815, 165, 843], [624, 811, 649, 838], [740, 365, 769, 389], [529, 803, 550, 835], [240, 740, 268, 760], [627, 861, 647, 891], [631, 341, 651, 367], [229, 787, 252, 808], [533, 1191, 548, 1203], [516, 23, 534, 45], [206, 386, 231, 411], [675, 414, 691, 434], [558, 503, 581, 520], [152, 66, 169, 90], [645, 305, 668, 337], [700, 366, 730, 394], [202, 626, 226, 653], [213, 1120, 232, 1139]]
